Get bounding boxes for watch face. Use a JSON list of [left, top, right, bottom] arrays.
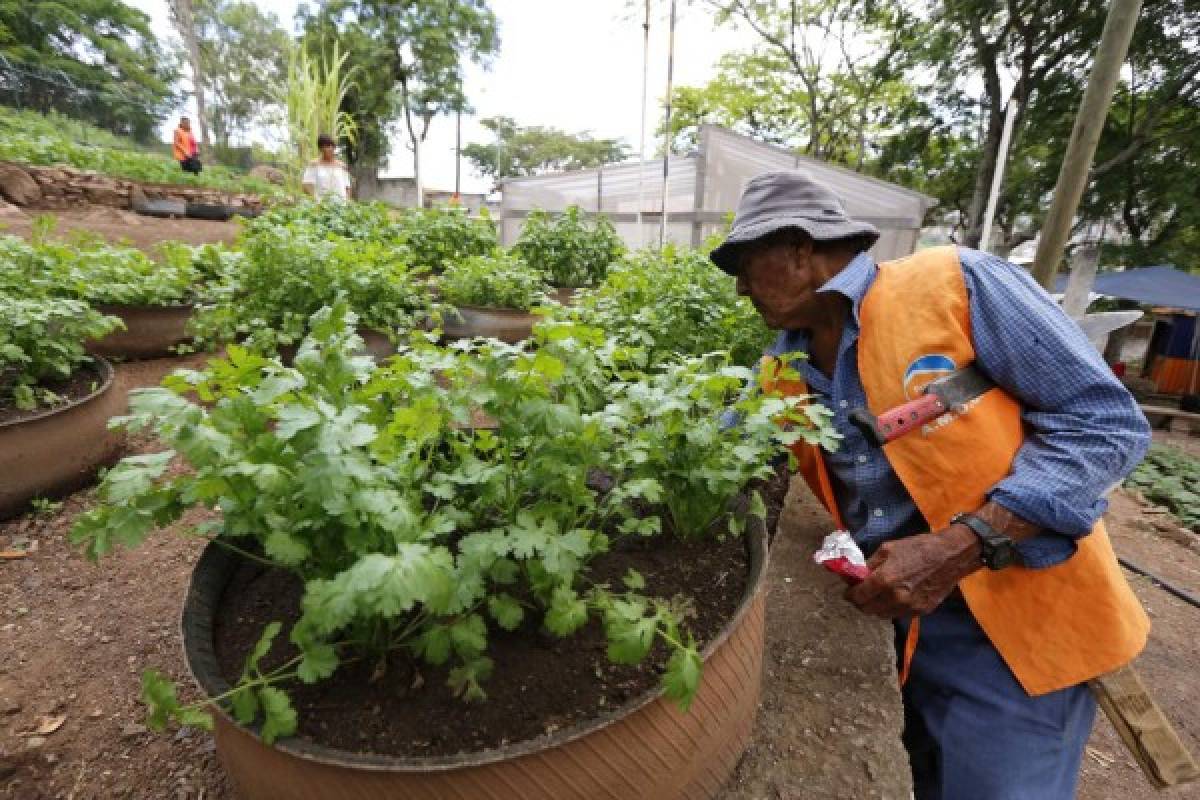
[[988, 543, 1016, 570]]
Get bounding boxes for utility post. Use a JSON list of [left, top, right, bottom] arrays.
[[1031, 0, 1143, 289]]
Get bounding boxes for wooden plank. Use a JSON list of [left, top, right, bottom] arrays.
[[1090, 664, 1200, 789]]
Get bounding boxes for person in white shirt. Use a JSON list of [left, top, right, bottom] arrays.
[[301, 133, 352, 201]]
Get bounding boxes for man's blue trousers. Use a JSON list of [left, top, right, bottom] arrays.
[[895, 592, 1097, 800]]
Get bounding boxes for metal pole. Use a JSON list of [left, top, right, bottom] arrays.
[[636, 0, 651, 247], [1031, 0, 1143, 289], [659, 0, 677, 249], [1061, 242, 1100, 319], [978, 99, 1018, 254], [455, 107, 462, 197]]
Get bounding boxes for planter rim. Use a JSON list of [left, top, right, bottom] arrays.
[[451, 303, 541, 318], [95, 302, 196, 313], [183, 512, 768, 773], [0, 357, 115, 429]]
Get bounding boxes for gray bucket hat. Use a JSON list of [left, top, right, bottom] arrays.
[[710, 170, 880, 274]]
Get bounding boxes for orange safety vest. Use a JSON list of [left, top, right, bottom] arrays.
[[767, 245, 1148, 696]]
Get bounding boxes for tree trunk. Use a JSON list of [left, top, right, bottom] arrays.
[[964, 103, 1005, 248], [169, 0, 211, 157], [350, 161, 378, 202]]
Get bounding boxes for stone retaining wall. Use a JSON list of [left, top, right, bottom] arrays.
[[0, 161, 263, 213]]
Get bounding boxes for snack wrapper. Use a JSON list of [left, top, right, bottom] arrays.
[[813, 530, 870, 585]]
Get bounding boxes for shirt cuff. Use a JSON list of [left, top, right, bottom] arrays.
[[987, 481, 1108, 538], [1014, 533, 1078, 569]]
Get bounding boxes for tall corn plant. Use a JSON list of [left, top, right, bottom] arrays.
[[282, 43, 358, 191]]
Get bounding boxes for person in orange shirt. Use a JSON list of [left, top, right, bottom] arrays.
[[173, 117, 202, 175]]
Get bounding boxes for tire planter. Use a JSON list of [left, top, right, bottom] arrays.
[[182, 519, 768, 800], [550, 287, 579, 306], [442, 306, 539, 344], [87, 304, 194, 360], [0, 358, 124, 519], [279, 328, 397, 365]]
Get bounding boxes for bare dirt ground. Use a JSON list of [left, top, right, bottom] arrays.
[[0, 205, 241, 252], [719, 482, 912, 800]]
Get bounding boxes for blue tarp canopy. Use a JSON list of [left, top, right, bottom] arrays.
[[1054, 265, 1200, 312]]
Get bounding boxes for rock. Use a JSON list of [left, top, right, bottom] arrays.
[[25, 736, 46, 749], [0, 198, 27, 223], [0, 164, 41, 206], [121, 723, 148, 738], [249, 164, 286, 185], [83, 182, 129, 207], [130, 185, 148, 210]]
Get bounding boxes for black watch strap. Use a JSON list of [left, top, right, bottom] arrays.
[[951, 512, 1017, 570]]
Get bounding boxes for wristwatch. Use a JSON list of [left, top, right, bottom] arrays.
[[951, 512, 1017, 570]]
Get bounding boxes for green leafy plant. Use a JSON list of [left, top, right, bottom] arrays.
[[246, 198, 400, 242], [71, 302, 832, 741], [0, 294, 120, 409], [439, 252, 551, 311], [559, 245, 774, 369], [514, 206, 624, 288], [189, 217, 434, 352], [393, 207, 498, 273], [1125, 446, 1200, 531], [0, 231, 230, 309]]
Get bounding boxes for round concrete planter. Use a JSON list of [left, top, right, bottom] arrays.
[[181, 518, 768, 800], [0, 358, 124, 519], [87, 304, 195, 360], [441, 306, 539, 344]]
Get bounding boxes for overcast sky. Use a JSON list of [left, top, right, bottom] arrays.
[[128, 0, 755, 193]]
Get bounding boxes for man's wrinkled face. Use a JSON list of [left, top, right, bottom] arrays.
[[735, 236, 823, 330]]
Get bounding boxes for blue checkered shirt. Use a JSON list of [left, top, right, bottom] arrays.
[[767, 247, 1151, 567]]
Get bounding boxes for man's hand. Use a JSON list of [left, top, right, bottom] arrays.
[[844, 523, 982, 618]]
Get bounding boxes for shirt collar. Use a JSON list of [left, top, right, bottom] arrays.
[[816, 250, 877, 326]]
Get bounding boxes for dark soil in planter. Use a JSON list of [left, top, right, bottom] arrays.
[[213, 529, 750, 759], [0, 360, 107, 425]]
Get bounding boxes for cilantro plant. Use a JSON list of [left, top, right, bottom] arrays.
[[393, 206, 498, 273], [71, 302, 830, 743], [189, 220, 435, 353], [0, 294, 120, 409], [1125, 446, 1200, 531], [248, 198, 401, 242], [514, 206, 625, 288], [439, 252, 551, 311], [560, 245, 774, 369], [0, 231, 221, 308]]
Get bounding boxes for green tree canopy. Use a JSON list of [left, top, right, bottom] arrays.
[[299, 0, 499, 188], [673, 0, 919, 169], [193, 0, 291, 150], [0, 0, 178, 140], [463, 116, 630, 185]]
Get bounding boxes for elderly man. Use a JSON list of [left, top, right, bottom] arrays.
[[713, 171, 1151, 800]]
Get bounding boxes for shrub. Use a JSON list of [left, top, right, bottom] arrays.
[[439, 252, 551, 311], [514, 206, 624, 288]]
